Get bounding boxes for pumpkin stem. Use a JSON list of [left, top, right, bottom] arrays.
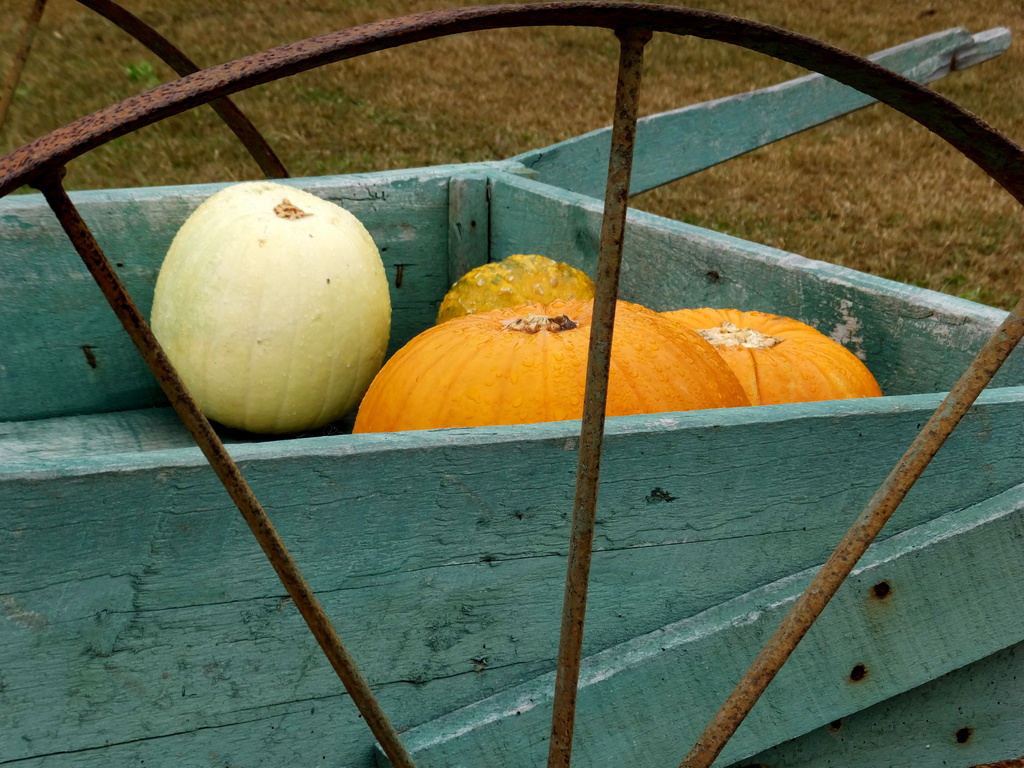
[[274, 199, 313, 220], [503, 313, 578, 334], [697, 321, 784, 349]]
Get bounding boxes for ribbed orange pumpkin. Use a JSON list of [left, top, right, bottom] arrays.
[[353, 299, 750, 432], [662, 307, 882, 406]]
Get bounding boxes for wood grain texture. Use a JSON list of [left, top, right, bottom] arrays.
[[488, 172, 1024, 397], [0, 166, 462, 423], [510, 27, 1011, 198], [0, 406, 197, 463], [4, 389, 1024, 765], [737, 639, 1024, 767], [397, 480, 1024, 768], [447, 173, 491, 287]]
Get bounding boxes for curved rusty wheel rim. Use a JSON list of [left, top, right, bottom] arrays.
[[1, 2, 1023, 200]]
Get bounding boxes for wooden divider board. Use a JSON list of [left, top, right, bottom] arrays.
[[4, 389, 1024, 765]]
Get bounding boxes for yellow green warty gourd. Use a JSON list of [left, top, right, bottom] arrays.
[[436, 253, 595, 323]]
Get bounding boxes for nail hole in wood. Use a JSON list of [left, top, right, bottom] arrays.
[[849, 663, 867, 682], [956, 726, 973, 744], [871, 581, 892, 599]]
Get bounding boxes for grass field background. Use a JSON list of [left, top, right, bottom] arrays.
[[2, 0, 1023, 308]]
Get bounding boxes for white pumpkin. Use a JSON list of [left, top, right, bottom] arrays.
[[151, 181, 391, 434]]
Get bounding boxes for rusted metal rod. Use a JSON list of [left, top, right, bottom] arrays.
[[74, 0, 288, 179], [32, 169, 416, 768], [547, 26, 651, 768], [0, 0, 48, 134], [680, 295, 1024, 768]]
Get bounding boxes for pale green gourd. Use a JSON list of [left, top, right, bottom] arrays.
[[151, 181, 391, 434]]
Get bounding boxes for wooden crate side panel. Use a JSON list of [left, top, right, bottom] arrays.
[[487, 174, 1022, 396], [736, 640, 1024, 768], [0, 169, 458, 423], [398, 482, 1024, 768], [4, 391, 1024, 765]]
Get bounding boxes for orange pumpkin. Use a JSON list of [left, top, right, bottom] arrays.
[[662, 307, 882, 406], [353, 299, 750, 433]]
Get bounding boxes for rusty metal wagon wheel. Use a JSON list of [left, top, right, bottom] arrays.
[[2, 4, 1024, 767]]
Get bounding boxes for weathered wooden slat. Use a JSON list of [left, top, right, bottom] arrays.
[[395, 479, 1024, 768], [487, 172, 1024, 397], [0, 406, 193, 462], [4, 389, 1024, 765], [949, 27, 1014, 71], [510, 27, 1011, 198], [737, 638, 1024, 767], [447, 173, 491, 287], [0, 167, 461, 423]]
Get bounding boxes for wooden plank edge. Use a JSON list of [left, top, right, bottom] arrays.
[[388, 481, 1024, 768], [6, 386, 1020, 476], [0, 163, 508, 210], [949, 28, 1013, 73]]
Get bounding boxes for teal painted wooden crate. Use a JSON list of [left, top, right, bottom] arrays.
[[2, 8, 1024, 768]]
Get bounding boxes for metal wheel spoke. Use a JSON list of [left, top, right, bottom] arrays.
[[548, 25, 651, 768]]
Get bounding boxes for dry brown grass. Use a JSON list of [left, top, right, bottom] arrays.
[[2, 0, 1024, 307]]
